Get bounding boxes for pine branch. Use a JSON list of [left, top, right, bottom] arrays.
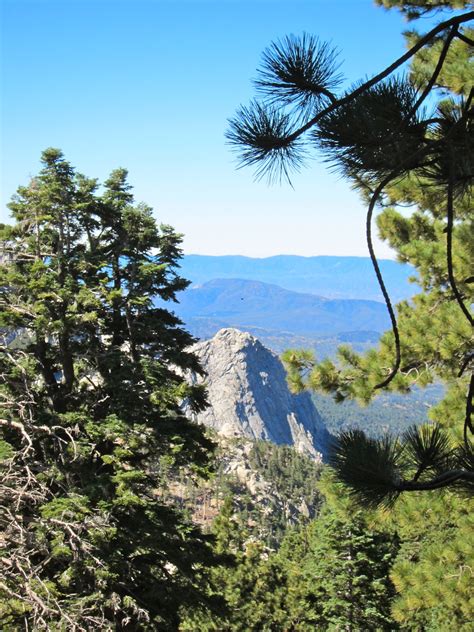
[[399, 468, 474, 491], [254, 33, 341, 112], [456, 30, 474, 46], [409, 26, 458, 115], [464, 374, 474, 446], [287, 10, 473, 141], [330, 426, 474, 507], [228, 10, 474, 162], [446, 155, 474, 327]]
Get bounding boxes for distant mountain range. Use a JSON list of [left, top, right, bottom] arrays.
[[166, 278, 390, 353], [180, 254, 417, 302]]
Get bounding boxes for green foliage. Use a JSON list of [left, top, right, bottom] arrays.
[[248, 440, 321, 500], [380, 491, 474, 630], [375, 0, 471, 20], [330, 430, 403, 507], [174, 437, 323, 548], [283, 508, 400, 631], [0, 440, 14, 461], [230, 0, 473, 500], [255, 33, 343, 112], [0, 150, 218, 630], [181, 496, 290, 631], [315, 76, 425, 178], [406, 27, 474, 96], [183, 477, 400, 631], [227, 3, 473, 627], [329, 422, 473, 508], [245, 440, 322, 543]]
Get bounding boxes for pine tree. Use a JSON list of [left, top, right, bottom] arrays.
[[0, 149, 218, 630], [379, 393, 474, 629], [387, 492, 473, 630], [227, 0, 473, 502], [182, 493, 304, 631], [269, 468, 401, 632], [227, 5, 473, 624]]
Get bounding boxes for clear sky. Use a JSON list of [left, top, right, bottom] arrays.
[[0, 0, 438, 258]]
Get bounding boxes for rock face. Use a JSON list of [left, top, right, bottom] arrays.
[[185, 328, 331, 460]]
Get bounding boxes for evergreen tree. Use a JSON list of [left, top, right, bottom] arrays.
[[387, 492, 473, 630], [379, 392, 474, 629], [277, 514, 399, 631], [227, 5, 473, 624], [181, 496, 287, 631], [182, 484, 400, 631], [0, 149, 218, 630], [227, 1, 473, 502], [313, 467, 474, 630]]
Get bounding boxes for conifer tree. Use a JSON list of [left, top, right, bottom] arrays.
[[226, 2, 474, 622], [227, 1, 473, 503], [182, 486, 400, 631], [0, 149, 217, 630], [314, 467, 473, 630], [387, 492, 473, 629], [277, 512, 399, 631], [378, 391, 474, 629], [181, 496, 268, 631]]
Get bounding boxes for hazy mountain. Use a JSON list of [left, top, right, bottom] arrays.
[[170, 278, 391, 339], [183, 328, 331, 459], [180, 254, 416, 302]]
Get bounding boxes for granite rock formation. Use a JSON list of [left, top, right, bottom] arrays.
[[185, 328, 331, 460]]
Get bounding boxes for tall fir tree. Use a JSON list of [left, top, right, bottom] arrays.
[[0, 149, 218, 630], [272, 469, 401, 632]]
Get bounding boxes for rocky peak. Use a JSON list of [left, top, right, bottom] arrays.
[[185, 328, 331, 460]]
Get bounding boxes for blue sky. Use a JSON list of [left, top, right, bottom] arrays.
[[0, 1, 435, 257]]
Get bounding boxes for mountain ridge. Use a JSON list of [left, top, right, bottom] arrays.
[[170, 278, 391, 339], [180, 254, 416, 302]]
